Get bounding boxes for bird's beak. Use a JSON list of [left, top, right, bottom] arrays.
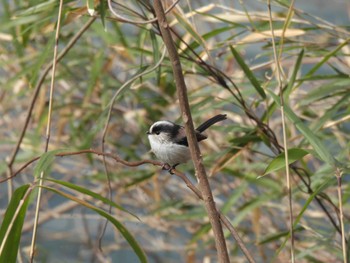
[[146, 131, 151, 135]]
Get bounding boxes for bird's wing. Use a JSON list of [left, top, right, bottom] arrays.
[[175, 126, 207, 146]]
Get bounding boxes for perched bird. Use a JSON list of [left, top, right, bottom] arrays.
[[147, 114, 227, 168]]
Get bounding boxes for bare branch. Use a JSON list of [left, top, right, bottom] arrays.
[[152, 1, 230, 262]]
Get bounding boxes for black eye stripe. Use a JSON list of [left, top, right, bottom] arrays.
[[151, 122, 181, 138]]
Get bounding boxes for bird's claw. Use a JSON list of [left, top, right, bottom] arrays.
[[161, 163, 177, 174], [161, 163, 171, 171]]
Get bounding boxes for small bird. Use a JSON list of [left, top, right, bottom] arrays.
[[147, 114, 227, 168]]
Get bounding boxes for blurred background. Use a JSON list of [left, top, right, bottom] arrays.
[[1, 0, 350, 262]]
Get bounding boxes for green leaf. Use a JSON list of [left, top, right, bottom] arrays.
[[259, 226, 304, 245], [262, 148, 309, 176], [221, 182, 248, 214], [33, 149, 62, 178], [273, 177, 335, 258], [98, 0, 106, 29], [230, 46, 266, 99], [46, 178, 140, 220], [125, 172, 154, 188], [29, 35, 55, 85], [43, 186, 148, 263], [0, 184, 31, 263], [84, 51, 105, 102], [190, 223, 211, 244], [267, 90, 336, 166], [173, 12, 205, 50], [305, 40, 349, 77], [285, 49, 304, 100]]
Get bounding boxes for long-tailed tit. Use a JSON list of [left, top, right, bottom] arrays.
[[147, 114, 227, 168]]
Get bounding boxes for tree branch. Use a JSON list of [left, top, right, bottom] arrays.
[[152, 1, 230, 262]]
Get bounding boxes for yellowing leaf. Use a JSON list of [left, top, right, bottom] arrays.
[[240, 29, 305, 43]]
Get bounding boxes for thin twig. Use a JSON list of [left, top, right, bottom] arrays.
[[154, 0, 344, 244], [6, 148, 255, 262], [335, 168, 347, 263], [97, 46, 167, 250], [267, 0, 295, 261], [152, 1, 230, 262], [3, 150, 161, 184], [30, 1, 64, 261], [108, 0, 180, 24], [6, 16, 96, 169], [5, 16, 97, 201]]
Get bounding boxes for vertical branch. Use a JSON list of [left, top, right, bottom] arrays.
[[267, 0, 295, 262], [29, 0, 64, 261], [152, 1, 230, 262]]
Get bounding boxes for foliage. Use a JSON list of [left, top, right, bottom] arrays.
[[0, 0, 349, 262]]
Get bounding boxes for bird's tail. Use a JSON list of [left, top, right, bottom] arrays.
[[196, 114, 227, 132]]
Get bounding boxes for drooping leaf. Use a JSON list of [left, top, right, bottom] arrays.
[[268, 90, 336, 166], [42, 186, 147, 263], [273, 177, 335, 258], [33, 149, 62, 178], [262, 148, 309, 176], [230, 46, 266, 99], [0, 185, 31, 263], [46, 178, 140, 220]]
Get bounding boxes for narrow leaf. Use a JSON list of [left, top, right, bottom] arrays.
[[305, 40, 349, 77], [42, 186, 147, 263], [230, 46, 266, 99], [273, 177, 334, 258], [0, 185, 31, 263], [285, 49, 304, 99], [98, 0, 106, 29], [33, 149, 62, 177], [262, 148, 309, 176], [174, 12, 205, 50], [46, 178, 139, 220], [267, 90, 335, 166]]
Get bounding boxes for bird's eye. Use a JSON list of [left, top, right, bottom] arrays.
[[155, 131, 160, 135]]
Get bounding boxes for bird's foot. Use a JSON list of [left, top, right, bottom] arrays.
[[161, 163, 171, 171], [161, 163, 179, 174]]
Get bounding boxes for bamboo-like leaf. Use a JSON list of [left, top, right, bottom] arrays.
[[46, 178, 140, 220], [230, 46, 266, 99], [98, 0, 106, 29], [190, 223, 211, 244], [268, 90, 335, 166], [0, 185, 31, 263], [221, 182, 248, 214], [285, 49, 304, 99], [173, 12, 205, 50], [305, 40, 349, 77], [84, 51, 105, 103], [42, 186, 147, 263], [33, 149, 62, 178], [259, 226, 304, 245], [273, 177, 335, 258], [262, 148, 309, 176]]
